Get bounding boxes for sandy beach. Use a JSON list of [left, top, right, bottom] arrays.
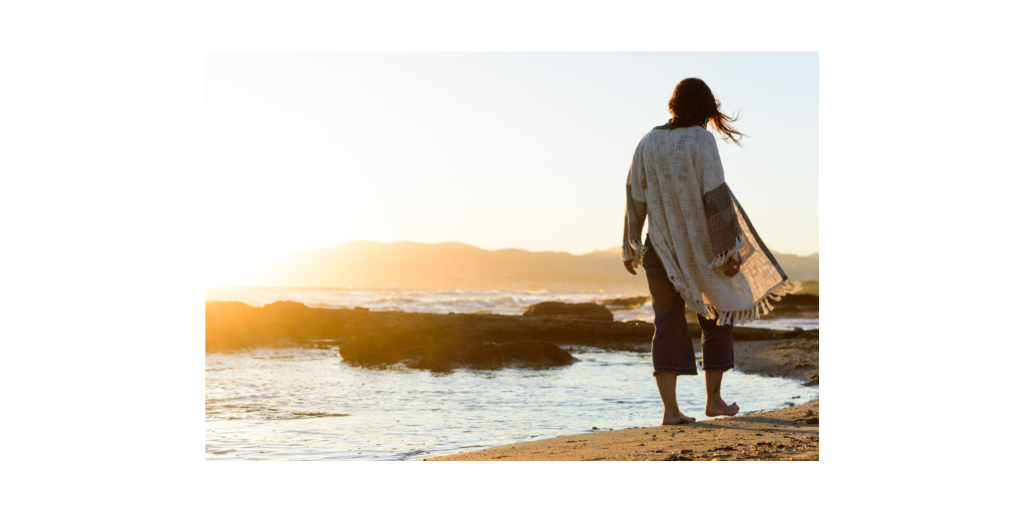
[[426, 338, 819, 461]]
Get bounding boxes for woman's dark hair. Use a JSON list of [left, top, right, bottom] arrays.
[[667, 78, 746, 145]]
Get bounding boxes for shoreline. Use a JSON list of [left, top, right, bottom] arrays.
[[730, 338, 819, 385], [425, 339, 819, 461], [424, 399, 819, 461]]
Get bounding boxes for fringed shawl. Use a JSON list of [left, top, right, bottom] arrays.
[[622, 124, 799, 326]]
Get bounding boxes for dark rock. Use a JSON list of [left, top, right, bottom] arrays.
[[769, 340, 819, 352], [599, 296, 650, 308], [263, 301, 314, 341], [335, 323, 575, 371], [206, 301, 813, 370], [663, 453, 693, 461], [523, 302, 613, 322], [692, 323, 809, 342], [753, 293, 819, 319], [778, 293, 818, 306], [206, 301, 267, 351]]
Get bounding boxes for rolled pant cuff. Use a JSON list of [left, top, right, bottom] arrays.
[[652, 366, 698, 377], [702, 365, 734, 372]]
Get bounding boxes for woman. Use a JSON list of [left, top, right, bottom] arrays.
[[621, 78, 798, 425]]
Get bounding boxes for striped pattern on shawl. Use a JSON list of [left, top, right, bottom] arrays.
[[622, 124, 799, 326]]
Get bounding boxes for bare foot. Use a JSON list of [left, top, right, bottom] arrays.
[[705, 399, 740, 417], [662, 411, 697, 425]]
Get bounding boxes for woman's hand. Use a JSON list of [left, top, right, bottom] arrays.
[[724, 255, 743, 277], [623, 259, 637, 275]]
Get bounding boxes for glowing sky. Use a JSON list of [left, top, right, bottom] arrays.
[[205, 52, 817, 282]]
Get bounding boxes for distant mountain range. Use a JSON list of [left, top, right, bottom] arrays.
[[226, 240, 818, 294]]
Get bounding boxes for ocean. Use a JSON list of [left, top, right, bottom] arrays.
[[205, 286, 819, 461], [205, 286, 819, 331]]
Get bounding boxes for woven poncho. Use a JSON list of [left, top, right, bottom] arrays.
[[621, 124, 799, 326]]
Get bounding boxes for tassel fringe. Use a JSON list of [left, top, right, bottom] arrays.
[[704, 279, 802, 326], [706, 236, 745, 269], [665, 272, 713, 319], [623, 240, 648, 266]]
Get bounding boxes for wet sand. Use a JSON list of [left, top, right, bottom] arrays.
[[731, 338, 819, 385], [426, 339, 819, 461]]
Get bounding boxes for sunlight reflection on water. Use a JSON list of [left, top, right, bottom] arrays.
[[205, 286, 817, 330], [206, 347, 816, 461]]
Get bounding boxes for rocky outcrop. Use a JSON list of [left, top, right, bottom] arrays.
[[206, 300, 813, 370], [337, 330, 575, 371], [599, 296, 650, 308], [522, 302, 613, 322], [762, 293, 818, 318]]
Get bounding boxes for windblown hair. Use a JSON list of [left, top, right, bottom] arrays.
[[667, 78, 746, 145]]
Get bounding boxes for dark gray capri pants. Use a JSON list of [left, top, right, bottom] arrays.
[[642, 234, 734, 376]]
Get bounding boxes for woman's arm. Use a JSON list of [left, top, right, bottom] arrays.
[[622, 188, 647, 273], [622, 140, 648, 271]]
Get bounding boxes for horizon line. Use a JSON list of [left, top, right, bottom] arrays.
[[293, 239, 821, 258]]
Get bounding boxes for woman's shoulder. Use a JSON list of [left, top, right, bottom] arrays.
[[650, 123, 710, 135], [637, 127, 658, 146], [645, 124, 710, 145]]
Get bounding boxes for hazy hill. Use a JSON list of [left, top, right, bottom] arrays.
[[773, 251, 819, 283], [233, 241, 818, 293]]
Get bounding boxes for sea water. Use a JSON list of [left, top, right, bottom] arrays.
[[206, 286, 818, 460], [206, 347, 816, 461], [205, 286, 819, 330]]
